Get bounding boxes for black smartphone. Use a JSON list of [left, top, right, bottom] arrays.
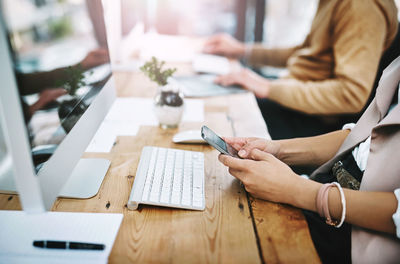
[[201, 125, 240, 158]]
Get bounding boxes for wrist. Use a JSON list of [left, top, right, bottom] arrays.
[[261, 78, 270, 98], [275, 140, 286, 161], [268, 140, 282, 159], [80, 61, 90, 70], [250, 73, 270, 98], [29, 101, 42, 115], [236, 43, 247, 58], [288, 177, 321, 212], [33, 99, 46, 110]]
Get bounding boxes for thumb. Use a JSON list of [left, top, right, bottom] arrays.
[[249, 149, 271, 161]]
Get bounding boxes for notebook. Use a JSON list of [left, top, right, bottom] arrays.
[[0, 211, 123, 264]]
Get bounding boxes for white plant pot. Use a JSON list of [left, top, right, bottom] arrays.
[[153, 83, 184, 129]]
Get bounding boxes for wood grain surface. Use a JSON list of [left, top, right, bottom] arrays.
[[0, 60, 320, 263]]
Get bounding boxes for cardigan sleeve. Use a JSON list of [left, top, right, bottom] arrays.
[[245, 44, 299, 68]]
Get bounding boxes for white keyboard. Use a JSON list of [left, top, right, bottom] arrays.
[[128, 146, 205, 210]]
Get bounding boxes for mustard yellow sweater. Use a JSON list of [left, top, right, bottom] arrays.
[[248, 0, 398, 115]]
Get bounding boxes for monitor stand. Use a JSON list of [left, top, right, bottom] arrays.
[[59, 158, 111, 198], [0, 158, 110, 199]]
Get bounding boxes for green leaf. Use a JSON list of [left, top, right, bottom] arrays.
[[57, 64, 87, 96], [140, 56, 176, 86]]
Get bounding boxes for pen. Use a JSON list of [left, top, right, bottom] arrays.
[[33, 240, 105, 250]]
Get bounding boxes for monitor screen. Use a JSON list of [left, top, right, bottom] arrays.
[[0, 119, 13, 190], [1, 0, 111, 169]]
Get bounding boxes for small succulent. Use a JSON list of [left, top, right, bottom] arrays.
[[140, 57, 176, 86]]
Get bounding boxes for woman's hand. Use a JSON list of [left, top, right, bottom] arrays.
[[218, 149, 303, 204], [203, 33, 246, 58], [214, 68, 270, 98], [224, 137, 281, 159]]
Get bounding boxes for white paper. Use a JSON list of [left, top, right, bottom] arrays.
[[104, 98, 159, 124], [0, 211, 123, 264], [86, 121, 140, 152], [182, 99, 204, 122], [105, 98, 204, 123], [86, 98, 204, 152]]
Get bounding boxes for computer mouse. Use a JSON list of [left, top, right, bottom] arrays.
[[172, 130, 207, 144]]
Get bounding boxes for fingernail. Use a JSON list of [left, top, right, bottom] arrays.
[[238, 149, 246, 157]]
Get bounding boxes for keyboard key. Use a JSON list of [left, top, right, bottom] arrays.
[[142, 148, 158, 201]]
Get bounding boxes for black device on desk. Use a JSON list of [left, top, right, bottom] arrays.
[[201, 125, 240, 158]]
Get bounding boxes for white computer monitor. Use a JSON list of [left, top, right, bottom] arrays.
[[0, 0, 116, 212]]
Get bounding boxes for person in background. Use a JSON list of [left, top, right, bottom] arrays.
[[204, 0, 398, 140], [218, 56, 400, 263], [18, 48, 109, 122]]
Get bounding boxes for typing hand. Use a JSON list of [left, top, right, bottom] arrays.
[[38, 88, 67, 102], [214, 68, 270, 98], [203, 33, 246, 58], [223, 137, 281, 159], [218, 149, 300, 203], [29, 88, 67, 115]]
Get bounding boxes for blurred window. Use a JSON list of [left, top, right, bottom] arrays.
[[121, 0, 237, 36], [263, 0, 317, 47]]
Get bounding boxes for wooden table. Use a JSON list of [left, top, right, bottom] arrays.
[[0, 64, 320, 263]]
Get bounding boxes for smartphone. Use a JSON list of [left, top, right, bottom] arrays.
[[201, 125, 240, 158]]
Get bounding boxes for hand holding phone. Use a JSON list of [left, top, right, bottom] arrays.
[[201, 125, 240, 158]]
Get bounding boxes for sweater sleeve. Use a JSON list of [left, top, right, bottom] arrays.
[[246, 44, 299, 68], [267, 1, 390, 114]]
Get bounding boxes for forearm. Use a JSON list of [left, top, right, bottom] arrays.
[[17, 63, 80, 95], [291, 178, 397, 234], [277, 130, 349, 166], [246, 44, 297, 68], [330, 188, 397, 234]]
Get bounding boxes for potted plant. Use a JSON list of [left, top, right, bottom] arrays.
[[57, 64, 89, 133], [140, 57, 184, 129]]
